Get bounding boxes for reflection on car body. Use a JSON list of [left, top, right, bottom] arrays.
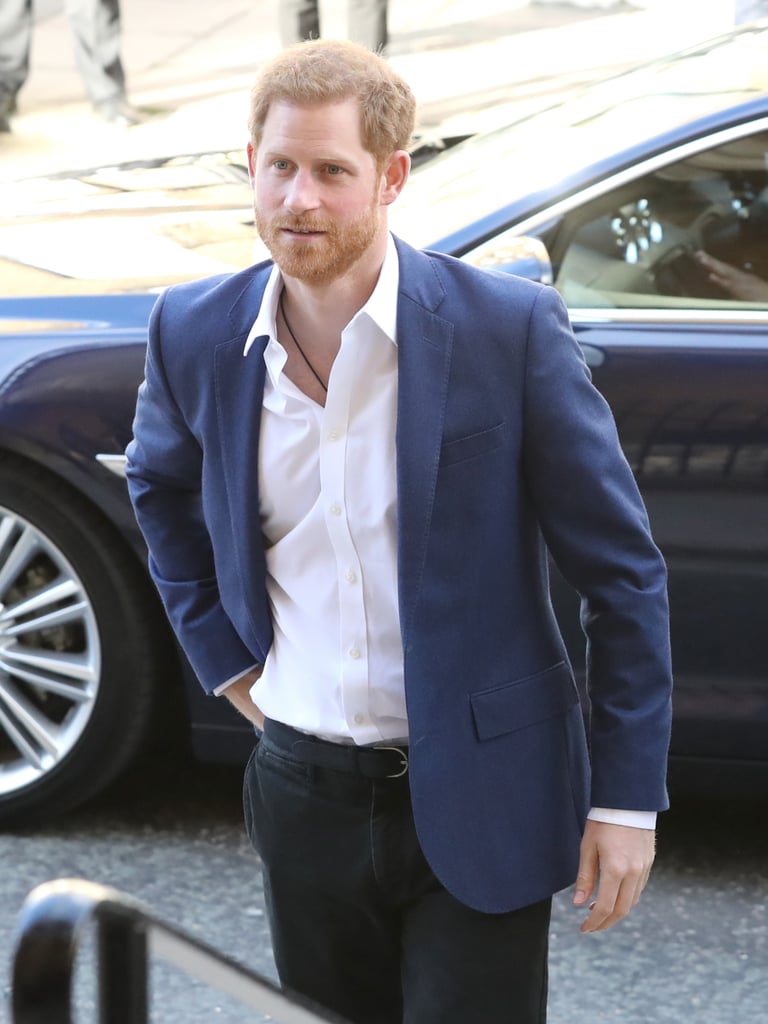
[[0, 22, 766, 823]]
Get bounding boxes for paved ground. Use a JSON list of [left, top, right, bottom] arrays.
[[1, 0, 737, 181]]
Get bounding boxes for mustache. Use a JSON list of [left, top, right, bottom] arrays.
[[275, 216, 334, 233]]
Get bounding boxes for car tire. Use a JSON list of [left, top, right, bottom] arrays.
[[0, 454, 167, 826]]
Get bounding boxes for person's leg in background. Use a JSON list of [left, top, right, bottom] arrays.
[[64, 0, 140, 123], [278, 0, 321, 45], [0, 0, 32, 130], [348, 0, 388, 51]]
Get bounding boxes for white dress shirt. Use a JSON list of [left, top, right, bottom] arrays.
[[242, 234, 405, 744], [231, 234, 655, 829]]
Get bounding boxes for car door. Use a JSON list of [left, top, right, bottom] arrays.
[[471, 123, 768, 764], [558, 126, 768, 763], [572, 315, 768, 763]]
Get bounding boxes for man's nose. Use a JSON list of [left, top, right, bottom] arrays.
[[285, 169, 320, 213]]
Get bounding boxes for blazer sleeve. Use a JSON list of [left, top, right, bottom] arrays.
[[125, 288, 258, 692], [521, 285, 673, 811]]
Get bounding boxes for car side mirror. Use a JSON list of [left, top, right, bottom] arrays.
[[463, 235, 553, 284]]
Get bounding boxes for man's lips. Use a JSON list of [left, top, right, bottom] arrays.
[[280, 226, 326, 238]]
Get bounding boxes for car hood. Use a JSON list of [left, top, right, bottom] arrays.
[[0, 153, 262, 298]]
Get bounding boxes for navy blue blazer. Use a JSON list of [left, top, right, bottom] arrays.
[[127, 237, 672, 914]]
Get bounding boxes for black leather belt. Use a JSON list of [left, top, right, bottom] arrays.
[[263, 718, 409, 779]]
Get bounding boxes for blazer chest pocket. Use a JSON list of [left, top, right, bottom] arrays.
[[470, 662, 579, 742], [439, 421, 506, 468]]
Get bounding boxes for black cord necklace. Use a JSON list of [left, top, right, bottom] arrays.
[[279, 291, 328, 393]]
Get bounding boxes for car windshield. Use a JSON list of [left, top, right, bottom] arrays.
[[392, 22, 768, 249]]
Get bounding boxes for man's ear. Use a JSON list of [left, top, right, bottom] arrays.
[[247, 140, 256, 183], [379, 150, 411, 206]]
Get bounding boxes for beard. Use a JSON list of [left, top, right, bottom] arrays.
[[255, 196, 380, 285]]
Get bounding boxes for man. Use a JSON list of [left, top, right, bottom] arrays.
[[126, 40, 673, 1024], [0, 0, 140, 132]]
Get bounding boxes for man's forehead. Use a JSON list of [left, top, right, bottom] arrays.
[[258, 98, 372, 157], [262, 96, 362, 126]]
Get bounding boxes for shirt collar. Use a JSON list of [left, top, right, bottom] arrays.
[[242, 264, 283, 358], [355, 232, 399, 345], [242, 233, 400, 359]]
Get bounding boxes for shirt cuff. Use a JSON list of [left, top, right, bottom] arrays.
[[587, 807, 657, 830], [213, 664, 261, 696]]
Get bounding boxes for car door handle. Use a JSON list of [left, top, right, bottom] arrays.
[[579, 344, 605, 368]]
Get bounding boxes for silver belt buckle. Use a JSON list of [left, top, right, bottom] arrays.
[[378, 745, 408, 778]]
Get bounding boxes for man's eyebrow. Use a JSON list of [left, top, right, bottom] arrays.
[[260, 146, 360, 164]]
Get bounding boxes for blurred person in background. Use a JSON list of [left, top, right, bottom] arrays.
[[278, 0, 388, 51], [0, 0, 142, 131]]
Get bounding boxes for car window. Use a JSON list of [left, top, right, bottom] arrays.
[[549, 130, 768, 310], [396, 26, 768, 250]]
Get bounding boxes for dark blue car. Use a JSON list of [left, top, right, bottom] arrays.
[[0, 22, 766, 823]]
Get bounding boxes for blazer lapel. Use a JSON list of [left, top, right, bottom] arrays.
[[214, 269, 271, 633], [394, 240, 454, 645]]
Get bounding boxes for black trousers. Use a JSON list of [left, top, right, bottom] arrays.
[[243, 720, 551, 1024]]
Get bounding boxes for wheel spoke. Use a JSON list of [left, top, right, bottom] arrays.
[[0, 578, 83, 631], [0, 657, 91, 702], [0, 643, 97, 683], [0, 676, 60, 760], [0, 524, 38, 599], [0, 513, 17, 553], [0, 703, 45, 769], [0, 597, 90, 638]]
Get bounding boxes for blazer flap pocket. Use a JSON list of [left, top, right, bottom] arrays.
[[440, 421, 505, 467], [470, 662, 578, 742]]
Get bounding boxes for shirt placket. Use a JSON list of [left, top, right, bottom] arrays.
[[320, 335, 371, 740]]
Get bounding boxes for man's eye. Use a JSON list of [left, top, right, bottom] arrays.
[[326, 165, 344, 175], [274, 160, 290, 170]]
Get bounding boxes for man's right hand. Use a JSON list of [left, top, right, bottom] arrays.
[[223, 668, 265, 729]]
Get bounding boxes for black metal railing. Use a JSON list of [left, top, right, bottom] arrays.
[[10, 877, 347, 1024]]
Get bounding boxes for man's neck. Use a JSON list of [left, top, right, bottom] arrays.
[[281, 232, 389, 337]]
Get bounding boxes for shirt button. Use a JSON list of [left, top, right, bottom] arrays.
[[329, 504, 342, 516], [328, 431, 341, 441], [349, 647, 361, 660], [344, 570, 357, 583], [353, 712, 365, 725]]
